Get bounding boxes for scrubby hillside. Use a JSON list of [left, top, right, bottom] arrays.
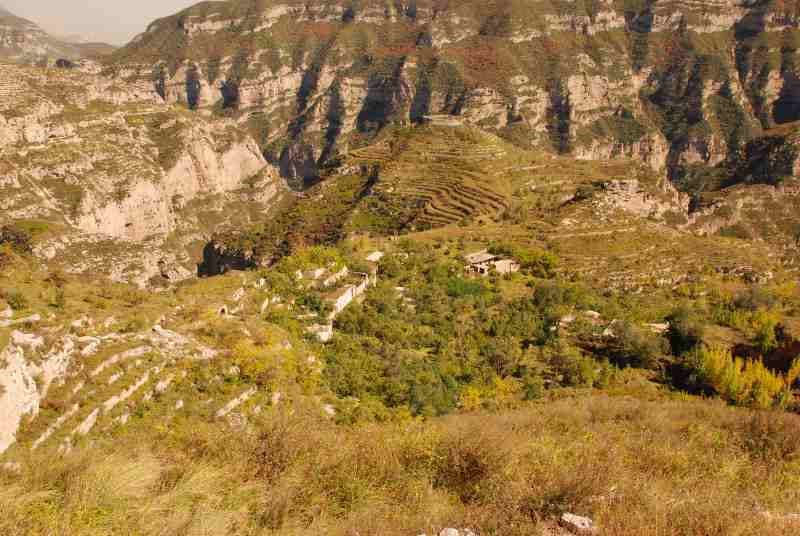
[[4, 232, 800, 534], [206, 121, 800, 289], [6, 395, 800, 535]]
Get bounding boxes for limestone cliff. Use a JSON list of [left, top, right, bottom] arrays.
[[0, 62, 285, 285], [108, 0, 800, 193]]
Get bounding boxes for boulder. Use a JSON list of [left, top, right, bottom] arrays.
[[438, 530, 477, 536], [559, 513, 596, 534]]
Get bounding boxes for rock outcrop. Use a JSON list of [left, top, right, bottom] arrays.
[[0, 331, 73, 453], [0, 62, 285, 285]]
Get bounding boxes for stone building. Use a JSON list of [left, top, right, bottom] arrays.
[[464, 250, 520, 276]]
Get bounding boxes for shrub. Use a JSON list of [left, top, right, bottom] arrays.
[[0, 243, 12, 269], [50, 287, 66, 310], [446, 277, 486, 298], [541, 340, 599, 388], [0, 224, 32, 254], [734, 286, 777, 311], [750, 310, 780, 354], [611, 321, 668, 369], [433, 427, 510, 503], [521, 372, 545, 400], [718, 224, 753, 240], [685, 345, 792, 409], [737, 410, 800, 462], [3, 289, 28, 311], [481, 335, 523, 376], [531, 282, 584, 312], [573, 182, 598, 201], [296, 293, 332, 316], [232, 340, 280, 387], [667, 306, 705, 355]]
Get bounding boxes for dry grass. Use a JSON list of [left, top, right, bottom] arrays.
[[3, 394, 800, 535]]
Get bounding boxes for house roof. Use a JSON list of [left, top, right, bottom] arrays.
[[464, 250, 498, 264]]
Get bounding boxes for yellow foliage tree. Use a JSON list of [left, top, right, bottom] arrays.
[[693, 345, 793, 409]]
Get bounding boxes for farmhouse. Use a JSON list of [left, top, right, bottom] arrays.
[[464, 250, 520, 276]]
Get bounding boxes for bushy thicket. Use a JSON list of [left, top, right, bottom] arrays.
[[0, 225, 32, 255], [681, 345, 797, 409], [322, 245, 639, 420], [314, 242, 800, 417]]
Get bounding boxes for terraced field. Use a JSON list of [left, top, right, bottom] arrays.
[[0, 262, 323, 458], [348, 126, 516, 230]]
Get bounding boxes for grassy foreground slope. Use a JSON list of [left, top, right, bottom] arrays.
[[3, 395, 800, 535]]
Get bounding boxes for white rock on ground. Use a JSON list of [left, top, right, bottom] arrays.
[[438, 530, 477, 536], [559, 513, 597, 534], [90, 346, 151, 376], [74, 408, 100, 436], [1, 462, 22, 474], [216, 387, 256, 418], [155, 375, 174, 394], [103, 368, 156, 413], [0, 345, 40, 453], [0, 313, 41, 328], [11, 330, 44, 350]]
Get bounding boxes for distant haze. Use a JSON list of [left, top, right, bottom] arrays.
[[1, 0, 200, 45]]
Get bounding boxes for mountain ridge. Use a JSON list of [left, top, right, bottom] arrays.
[[105, 0, 800, 196], [0, 4, 116, 63]]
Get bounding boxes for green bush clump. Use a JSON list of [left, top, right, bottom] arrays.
[[3, 289, 29, 311], [683, 345, 796, 409], [296, 293, 332, 317], [0, 224, 33, 254], [610, 321, 668, 369], [446, 277, 487, 298], [667, 306, 705, 355], [539, 340, 604, 388]]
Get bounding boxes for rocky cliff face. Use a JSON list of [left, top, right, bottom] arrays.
[[0, 62, 285, 285], [108, 0, 800, 193]]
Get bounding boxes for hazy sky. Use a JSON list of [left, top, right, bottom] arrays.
[[2, 0, 199, 45]]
